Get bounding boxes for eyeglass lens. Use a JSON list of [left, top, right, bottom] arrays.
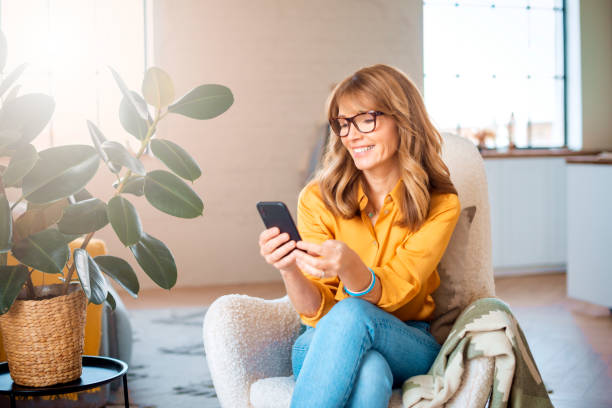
[[333, 112, 377, 137]]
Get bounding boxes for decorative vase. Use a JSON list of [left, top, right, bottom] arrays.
[[0, 283, 87, 387]]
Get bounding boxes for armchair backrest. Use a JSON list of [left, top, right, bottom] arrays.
[[430, 133, 496, 344]]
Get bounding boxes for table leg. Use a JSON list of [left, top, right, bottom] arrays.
[[122, 374, 129, 408], [9, 392, 15, 408]]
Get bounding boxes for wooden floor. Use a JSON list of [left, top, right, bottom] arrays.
[[119, 272, 612, 407]]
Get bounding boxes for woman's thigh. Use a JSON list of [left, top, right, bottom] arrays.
[[291, 298, 440, 387]]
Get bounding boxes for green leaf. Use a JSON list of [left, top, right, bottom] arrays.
[[102, 141, 145, 176], [74, 248, 108, 305], [119, 91, 151, 141], [0, 31, 7, 73], [109, 67, 148, 120], [11, 228, 69, 274], [130, 233, 176, 289], [150, 139, 202, 181], [0, 130, 21, 150], [168, 84, 233, 120], [112, 175, 145, 196], [144, 170, 203, 218], [0, 93, 55, 147], [106, 291, 116, 310], [2, 143, 38, 187], [14, 199, 68, 241], [142, 67, 175, 109], [4, 85, 20, 102], [22, 145, 100, 204], [0, 265, 30, 314], [107, 196, 143, 246], [0, 63, 27, 99], [0, 194, 12, 253], [94, 255, 139, 298], [87, 120, 121, 174], [58, 198, 108, 234]]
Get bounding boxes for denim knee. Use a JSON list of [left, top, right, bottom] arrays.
[[318, 297, 374, 329]]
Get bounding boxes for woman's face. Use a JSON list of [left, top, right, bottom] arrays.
[[337, 97, 400, 174]]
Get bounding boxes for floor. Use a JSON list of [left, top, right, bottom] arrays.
[[118, 272, 612, 407]]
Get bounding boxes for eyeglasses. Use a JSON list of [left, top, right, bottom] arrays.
[[329, 111, 385, 137]]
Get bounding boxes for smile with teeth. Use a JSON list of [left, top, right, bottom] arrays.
[[353, 145, 375, 153]]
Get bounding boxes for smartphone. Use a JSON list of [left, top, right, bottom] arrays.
[[256, 201, 302, 243]]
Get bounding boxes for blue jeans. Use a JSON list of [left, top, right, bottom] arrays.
[[290, 297, 441, 408]]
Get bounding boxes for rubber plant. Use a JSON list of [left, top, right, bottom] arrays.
[[0, 30, 233, 311]]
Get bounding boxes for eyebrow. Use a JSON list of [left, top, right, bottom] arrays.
[[337, 110, 368, 118]]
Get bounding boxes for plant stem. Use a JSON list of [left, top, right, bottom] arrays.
[[25, 269, 36, 299], [62, 231, 95, 295], [114, 109, 162, 196]]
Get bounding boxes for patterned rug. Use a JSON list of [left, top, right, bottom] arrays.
[[126, 307, 220, 408]]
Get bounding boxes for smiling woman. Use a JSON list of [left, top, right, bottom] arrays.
[[257, 64, 461, 408], [0, 0, 147, 148]]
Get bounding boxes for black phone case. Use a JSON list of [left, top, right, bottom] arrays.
[[256, 201, 302, 242]]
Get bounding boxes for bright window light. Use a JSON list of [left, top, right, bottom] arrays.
[[423, 0, 565, 149], [0, 0, 146, 149]]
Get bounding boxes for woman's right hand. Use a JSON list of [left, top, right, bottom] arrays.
[[258, 227, 300, 275]]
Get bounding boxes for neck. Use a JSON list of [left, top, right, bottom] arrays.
[[362, 163, 401, 211]]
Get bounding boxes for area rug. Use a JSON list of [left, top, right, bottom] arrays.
[[126, 307, 220, 408], [121, 303, 612, 408]]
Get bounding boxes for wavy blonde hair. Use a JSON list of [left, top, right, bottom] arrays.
[[316, 64, 458, 232]]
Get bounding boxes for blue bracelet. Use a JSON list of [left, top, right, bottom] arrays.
[[343, 268, 376, 297]]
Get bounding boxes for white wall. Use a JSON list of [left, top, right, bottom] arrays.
[[567, 0, 612, 151], [92, 0, 424, 289]]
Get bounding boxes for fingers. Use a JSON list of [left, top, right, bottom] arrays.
[[259, 227, 280, 246], [265, 239, 296, 265], [296, 241, 324, 256], [260, 232, 290, 256], [296, 256, 324, 278], [296, 251, 327, 271], [274, 249, 301, 270]]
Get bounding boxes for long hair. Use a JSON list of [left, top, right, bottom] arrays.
[[316, 64, 457, 232]]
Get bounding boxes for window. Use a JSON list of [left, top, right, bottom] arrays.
[[0, 0, 147, 149], [423, 0, 565, 149]]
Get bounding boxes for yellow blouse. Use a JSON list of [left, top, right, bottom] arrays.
[[296, 179, 461, 327]]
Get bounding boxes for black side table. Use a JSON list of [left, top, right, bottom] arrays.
[[0, 356, 129, 408]]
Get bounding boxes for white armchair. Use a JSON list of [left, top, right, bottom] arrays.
[[203, 133, 496, 407]]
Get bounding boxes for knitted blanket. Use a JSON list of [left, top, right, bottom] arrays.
[[402, 298, 553, 408]]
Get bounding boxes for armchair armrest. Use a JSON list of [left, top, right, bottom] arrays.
[[203, 294, 301, 408]]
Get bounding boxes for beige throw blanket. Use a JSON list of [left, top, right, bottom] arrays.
[[402, 298, 553, 408]]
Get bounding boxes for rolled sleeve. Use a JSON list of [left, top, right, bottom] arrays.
[[298, 278, 338, 327], [374, 194, 461, 313], [296, 183, 338, 326]]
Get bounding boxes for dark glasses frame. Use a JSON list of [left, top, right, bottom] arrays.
[[329, 110, 385, 137]]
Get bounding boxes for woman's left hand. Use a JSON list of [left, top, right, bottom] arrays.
[[295, 240, 365, 280]]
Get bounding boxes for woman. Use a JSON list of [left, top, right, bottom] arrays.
[[258, 64, 461, 408]]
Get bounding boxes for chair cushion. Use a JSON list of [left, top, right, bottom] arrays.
[[430, 205, 477, 344], [250, 376, 404, 408]]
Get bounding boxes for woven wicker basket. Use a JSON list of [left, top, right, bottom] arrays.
[[0, 284, 87, 387]]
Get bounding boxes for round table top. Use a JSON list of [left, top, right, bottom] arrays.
[[0, 355, 128, 396]]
